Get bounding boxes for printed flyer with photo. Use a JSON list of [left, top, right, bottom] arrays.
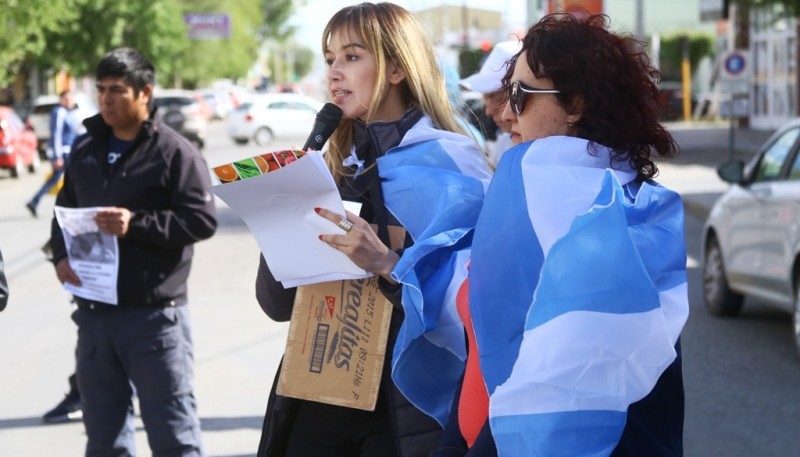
[[54, 206, 119, 305]]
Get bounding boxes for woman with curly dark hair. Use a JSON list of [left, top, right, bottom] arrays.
[[392, 13, 688, 457]]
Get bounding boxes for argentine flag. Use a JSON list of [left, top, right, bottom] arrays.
[[394, 135, 689, 456], [382, 117, 491, 423]]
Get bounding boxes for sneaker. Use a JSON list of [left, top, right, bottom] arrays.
[[25, 202, 37, 218], [42, 390, 83, 424], [40, 239, 53, 260]]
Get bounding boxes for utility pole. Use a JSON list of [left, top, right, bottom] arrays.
[[635, 0, 645, 39], [462, 0, 469, 49]]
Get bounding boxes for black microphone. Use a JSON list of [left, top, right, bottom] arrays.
[[302, 103, 343, 151]]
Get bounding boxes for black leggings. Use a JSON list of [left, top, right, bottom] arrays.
[[285, 398, 395, 457]]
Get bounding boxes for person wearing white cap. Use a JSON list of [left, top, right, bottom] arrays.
[[460, 40, 522, 166]]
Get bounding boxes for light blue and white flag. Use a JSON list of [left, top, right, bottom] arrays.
[[392, 135, 689, 456], [473, 136, 689, 456], [382, 116, 491, 423]]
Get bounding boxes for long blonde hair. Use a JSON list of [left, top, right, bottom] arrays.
[[321, 2, 466, 180]]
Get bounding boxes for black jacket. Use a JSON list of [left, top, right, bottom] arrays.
[[50, 114, 217, 308], [255, 108, 442, 457]]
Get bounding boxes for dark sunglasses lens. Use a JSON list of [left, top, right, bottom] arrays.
[[511, 82, 524, 115]]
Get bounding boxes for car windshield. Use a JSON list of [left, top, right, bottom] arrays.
[[154, 97, 194, 107], [32, 104, 59, 114]]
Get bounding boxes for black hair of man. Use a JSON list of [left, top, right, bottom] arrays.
[[95, 47, 155, 98]]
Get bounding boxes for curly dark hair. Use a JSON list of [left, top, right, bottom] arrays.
[[504, 13, 678, 181]]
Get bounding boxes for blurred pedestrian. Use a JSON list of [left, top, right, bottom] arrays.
[[460, 40, 521, 166], [396, 13, 688, 456], [49, 47, 217, 456], [26, 90, 78, 217], [254, 3, 491, 456]]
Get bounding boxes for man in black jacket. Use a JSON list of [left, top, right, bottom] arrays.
[[49, 47, 216, 456]]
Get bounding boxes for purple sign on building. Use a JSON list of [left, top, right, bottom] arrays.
[[184, 13, 230, 40]]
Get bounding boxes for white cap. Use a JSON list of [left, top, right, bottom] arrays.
[[459, 40, 523, 93]]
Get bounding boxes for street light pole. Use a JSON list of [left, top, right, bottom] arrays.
[[635, 0, 644, 39]]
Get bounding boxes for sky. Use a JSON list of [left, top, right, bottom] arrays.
[[289, 0, 530, 55]]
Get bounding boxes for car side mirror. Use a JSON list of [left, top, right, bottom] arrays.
[[717, 160, 745, 184]]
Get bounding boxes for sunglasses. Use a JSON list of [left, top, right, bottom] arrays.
[[508, 80, 560, 116]]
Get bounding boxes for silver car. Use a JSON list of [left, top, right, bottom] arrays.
[[227, 93, 323, 146], [152, 89, 209, 149], [702, 118, 800, 355]]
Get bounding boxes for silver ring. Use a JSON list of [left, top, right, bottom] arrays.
[[337, 218, 353, 232]]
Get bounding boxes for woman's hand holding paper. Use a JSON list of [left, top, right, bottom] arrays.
[[315, 207, 399, 283]]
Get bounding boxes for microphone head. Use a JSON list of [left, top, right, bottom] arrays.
[[317, 102, 343, 124], [303, 103, 344, 151]]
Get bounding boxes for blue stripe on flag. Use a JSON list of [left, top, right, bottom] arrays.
[[525, 173, 661, 330], [386, 137, 490, 425], [379, 140, 487, 242], [492, 409, 626, 457], [469, 143, 544, 394]]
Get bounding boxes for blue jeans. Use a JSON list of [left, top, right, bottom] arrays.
[[29, 154, 69, 208], [72, 305, 205, 457]]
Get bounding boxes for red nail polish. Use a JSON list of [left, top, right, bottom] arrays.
[[314, 207, 321, 213], [318, 235, 323, 240]]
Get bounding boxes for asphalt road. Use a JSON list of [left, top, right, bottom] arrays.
[[1, 119, 798, 456]]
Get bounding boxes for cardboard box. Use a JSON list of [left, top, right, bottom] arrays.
[[277, 276, 393, 410]]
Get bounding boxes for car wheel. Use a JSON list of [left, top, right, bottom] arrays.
[[10, 157, 23, 178], [28, 154, 41, 173], [253, 127, 274, 146], [233, 138, 249, 146], [703, 236, 744, 316]]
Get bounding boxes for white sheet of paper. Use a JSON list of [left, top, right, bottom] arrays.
[[209, 151, 370, 287], [54, 206, 120, 304]]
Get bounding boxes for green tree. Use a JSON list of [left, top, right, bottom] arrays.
[[657, 34, 715, 82], [0, 0, 75, 86], [733, 0, 800, 16], [293, 46, 314, 80], [260, 0, 299, 41], [170, 0, 302, 87], [174, 0, 264, 88], [35, 0, 188, 84]]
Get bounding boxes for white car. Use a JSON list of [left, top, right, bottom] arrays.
[[227, 93, 324, 146], [702, 118, 800, 355], [27, 92, 98, 157], [198, 89, 234, 119], [152, 89, 209, 149]]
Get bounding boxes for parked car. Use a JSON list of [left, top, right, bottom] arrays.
[[0, 106, 40, 178], [198, 89, 233, 119], [152, 89, 209, 149], [227, 93, 323, 146], [27, 92, 98, 158], [702, 118, 800, 355]]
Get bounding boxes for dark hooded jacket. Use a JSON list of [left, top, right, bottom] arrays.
[[50, 113, 217, 308], [255, 108, 444, 457]]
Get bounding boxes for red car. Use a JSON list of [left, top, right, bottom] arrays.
[[0, 106, 40, 178]]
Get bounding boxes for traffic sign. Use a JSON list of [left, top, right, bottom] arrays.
[[719, 50, 750, 95], [720, 97, 749, 119]]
